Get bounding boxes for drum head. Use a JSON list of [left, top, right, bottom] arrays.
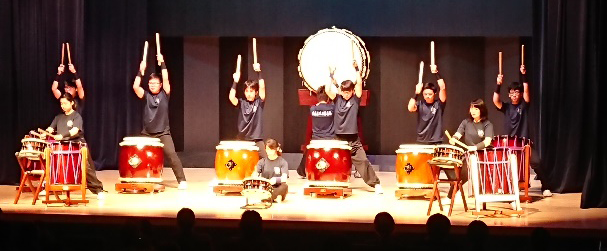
[[120, 137, 164, 147], [216, 141, 259, 151], [298, 27, 370, 92], [396, 144, 435, 154]]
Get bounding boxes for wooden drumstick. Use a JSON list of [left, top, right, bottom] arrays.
[[236, 54, 242, 73], [61, 43, 65, 65], [498, 51, 502, 75], [521, 45, 525, 65], [445, 130, 469, 149], [67, 43, 72, 64], [156, 33, 161, 66], [430, 41, 435, 66], [351, 39, 356, 61], [418, 61, 424, 84], [143, 41, 148, 62], [253, 38, 258, 64]]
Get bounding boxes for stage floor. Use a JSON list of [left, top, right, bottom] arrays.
[[2, 168, 607, 234]]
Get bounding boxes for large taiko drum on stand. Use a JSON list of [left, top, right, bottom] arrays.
[[298, 27, 370, 92], [305, 140, 352, 187], [118, 137, 164, 183], [48, 141, 85, 185], [395, 145, 435, 195], [215, 141, 260, 185], [491, 135, 531, 184]]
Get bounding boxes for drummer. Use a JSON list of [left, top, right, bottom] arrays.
[[52, 63, 85, 113], [296, 81, 336, 178], [408, 64, 447, 144], [326, 61, 383, 194], [252, 139, 288, 202], [44, 93, 106, 199], [133, 53, 187, 190], [449, 99, 494, 200], [229, 61, 267, 158]]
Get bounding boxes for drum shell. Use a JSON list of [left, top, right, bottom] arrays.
[[305, 147, 352, 182], [118, 144, 164, 181], [492, 135, 531, 148], [473, 148, 512, 194], [242, 178, 274, 199], [395, 149, 434, 188], [49, 142, 84, 185], [215, 149, 259, 181], [432, 145, 465, 165]]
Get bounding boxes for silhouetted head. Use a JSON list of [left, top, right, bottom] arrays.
[[374, 212, 395, 239]]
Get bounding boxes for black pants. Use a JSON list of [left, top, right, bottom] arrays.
[[143, 132, 186, 183], [530, 148, 550, 191], [271, 183, 288, 201], [444, 161, 469, 198], [297, 149, 307, 177], [86, 152, 104, 194], [336, 134, 380, 187]]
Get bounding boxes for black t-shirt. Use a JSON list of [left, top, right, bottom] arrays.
[[49, 111, 85, 142], [74, 97, 85, 115], [255, 156, 288, 185], [416, 99, 446, 143], [334, 95, 360, 134], [237, 96, 264, 140], [142, 90, 170, 134], [456, 119, 494, 146], [498, 101, 529, 138], [311, 103, 335, 139]]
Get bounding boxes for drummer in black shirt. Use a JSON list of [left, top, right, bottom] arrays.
[[296, 83, 336, 178], [44, 93, 106, 199], [133, 53, 187, 190], [252, 139, 288, 202], [326, 61, 383, 194], [52, 63, 86, 114], [449, 99, 494, 199], [229, 61, 267, 158], [408, 64, 447, 144]]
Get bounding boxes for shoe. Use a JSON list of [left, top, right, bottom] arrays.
[[375, 184, 384, 195], [276, 195, 283, 203], [97, 191, 107, 200], [178, 181, 188, 190], [542, 189, 552, 197], [353, 171, 362, 178]]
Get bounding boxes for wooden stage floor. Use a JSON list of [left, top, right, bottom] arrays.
[[2, 168, 607, 235]]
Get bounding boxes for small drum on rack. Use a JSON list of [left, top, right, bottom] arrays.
[[242, 177, 273, 200], [118, 137, 164, 183], [215, 141, 260, 185], [19, 137, 49, 160], [305, 140, 352, 187], [432, 145, 465, 166], [298, 27, 370, 92], [48, 141, 85, 185], [395, 145, 435, 193], [468, 148, 522, 214]]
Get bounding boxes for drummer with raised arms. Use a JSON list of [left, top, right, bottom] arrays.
[[408, 60, 447, 145], [229, 54, 267, 158], [252, 139, 288, 202], [133, 39, 187, 190], [448, 99, 494, 200], [325, 61, 383, 194]]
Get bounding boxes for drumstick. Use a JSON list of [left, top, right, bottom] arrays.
[[418, 61, 424, 84], [498, 51, 502, 75], [430, 41, 435, 66], [236, 54, 242, 73], [521, 45, 525, 65], [253, 38, 258, 64], [351, 39, 356, 61], [156, 33, 161, 66], [445, 130, 469, 149], [67, 43, 72, 64], [61, 43, 65, 65], [37, 128, 55, 137], [143, 41, 148, 62]]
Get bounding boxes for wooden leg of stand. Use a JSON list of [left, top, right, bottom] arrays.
[[459, 181, 468, 212], [32, 174, 45, 205], [13, 172, 27, 204]]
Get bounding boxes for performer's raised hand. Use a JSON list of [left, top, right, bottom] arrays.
[[232, 71, 241, 83], [57, 64, 65, 75], [329, 65, 336, 79], [68, 64, 76, 74], [415, 82, 423, 95], [53, 134, 63, 141], [430, 64, 438, 74], [497, 74, 504, 85], [156, 54, 165, 64], [253, 63, 261, 72], [139, 61, 147, 76], [520, 65, 526, 75]]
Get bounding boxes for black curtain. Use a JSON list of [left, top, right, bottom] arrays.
[[535, 0, 607, 207]]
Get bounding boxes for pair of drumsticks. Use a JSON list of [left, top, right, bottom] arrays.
[[234, 38, 259, 73], [60, 43, 72, 65], [498, 45, 525, 75], [142, 33, 164, 66]]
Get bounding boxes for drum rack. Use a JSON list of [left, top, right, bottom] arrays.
[[395, 188, 433, 199], [304, 186, 352, 199], [115, 183, 165, 193], [213, 183, 244, 195], [43, 147, 89, 206]]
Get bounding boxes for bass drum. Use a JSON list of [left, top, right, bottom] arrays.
[[298, 27, 370, 92]]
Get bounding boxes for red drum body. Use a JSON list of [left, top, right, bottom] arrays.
[[48, 141, 84, 185], [491, 135, 531, 182], [305, 140, 352, 186], [432, 145, 465, 166], [215, 141, 260, 184], [395, 145, 435, 189], [469, 148, 514, 195], [242, 177, 273, 200], [119, 137, 164, 183], [492, 135, 531, 148]]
